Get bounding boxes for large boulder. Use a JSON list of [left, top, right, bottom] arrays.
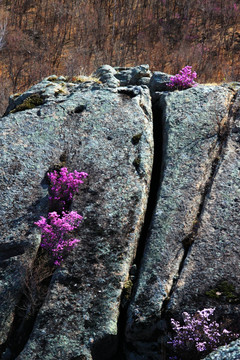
[[148, 71, 173, 101], [0, 77, 153, 359], [125, 85, 236, 359], [167, 89, 240, 352], [1, 66, 240, 360], [94, 64, 152, 87]]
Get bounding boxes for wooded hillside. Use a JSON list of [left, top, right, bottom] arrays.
[[0, 0, 239, 114]]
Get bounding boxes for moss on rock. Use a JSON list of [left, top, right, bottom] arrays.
[[11, 94, 44, 113], [206, 281, 240, 303]]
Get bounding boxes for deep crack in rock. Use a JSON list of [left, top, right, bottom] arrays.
[[112, 96, 166, 360]]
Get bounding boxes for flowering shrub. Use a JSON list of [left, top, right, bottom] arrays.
[[167, 66, 197, 90], [48, 167, 88, 211], [168, 308, 239, 359], [35, 167, 88, 265], [35, 211, 82, 265]]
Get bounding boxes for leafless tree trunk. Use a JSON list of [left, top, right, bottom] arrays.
[[0, 0, 7, 50], [0, 20, 6, 50]]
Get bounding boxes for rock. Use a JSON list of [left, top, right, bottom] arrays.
[[94, 64, 117, 77], [4, 80, 55, 115], [149, 71, 173, 100], [125, 85, 234, 359], [114, 65, 152, 87], [129, 65, 152, 85], [118, 85, 145, 98], [203, 339, 240, 360], [167, 89, 240, 327], [0, 77, 153, 359], [114, 69, 133, 86], [1, 64, 240, 360], [0, 84, 61, 346], [138, 77, 151, 86], [93, 65, 120, 88], [94, 64, 152, 88], [3, 73, 108, 116]]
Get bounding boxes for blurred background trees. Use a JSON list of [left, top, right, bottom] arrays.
[[0, 0, 240, 114]]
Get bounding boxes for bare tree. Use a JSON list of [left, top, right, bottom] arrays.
[[0, 19, 6, 50], [0, 0, 7, 50], [0, 0, 239, 105]]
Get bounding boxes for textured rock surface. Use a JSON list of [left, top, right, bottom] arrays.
[[94, 65, 120, 88], [4, 76, 70, 115], [166, 89, 240, 355], [0, 78, 153, 359], [203, 339, 240, 360], [168, 89, 240, 311], [125, 85, 235, 358], [148, 71, 172, 101], [94, 64, 152, 88]]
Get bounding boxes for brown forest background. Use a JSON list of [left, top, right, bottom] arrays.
[[0, 0, 240, 115]]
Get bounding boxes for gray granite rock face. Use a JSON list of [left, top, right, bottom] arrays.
[[0, 79, 153, 359], [94, 65, 120, 88], [125, 85, 235, 359], [203, 339, 240, 360], [167, 89, 240, 348], [148, 71, 173, 101]]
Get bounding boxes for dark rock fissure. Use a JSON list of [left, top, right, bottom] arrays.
[[0, 243, 25, 263], [0, 251, 54, 360], [114, 99, 165, 359]]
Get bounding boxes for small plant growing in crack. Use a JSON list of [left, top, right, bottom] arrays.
[[168, 308, 239, 359], [35, 211, 83, 265], [167, 66, 197, 90], [48, 166, 88, 212], [1, 251, 55, 359], [1, 168, 88, 359], [35, 167, 88, 265]]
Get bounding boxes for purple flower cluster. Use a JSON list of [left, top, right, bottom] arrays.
[[167, 65, 197, 90], [35, 211, 82, 265], [35, 167, 88, 265], [48, 167, 88, 211], [169, 308, 239, 358]]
